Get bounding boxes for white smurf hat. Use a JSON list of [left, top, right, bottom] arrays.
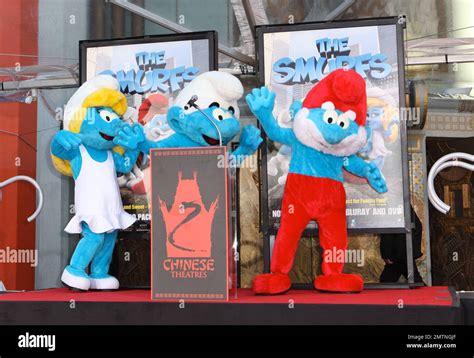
[[174, 71, 244, 118]]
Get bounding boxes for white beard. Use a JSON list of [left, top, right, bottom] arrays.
[[293, 108, 367, 157]]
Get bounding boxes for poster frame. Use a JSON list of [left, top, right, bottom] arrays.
[[255, 17, 414, 282], [79, 30, 218, 85], [255, 17, 412, 238]]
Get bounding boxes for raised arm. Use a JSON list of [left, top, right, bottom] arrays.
[[246, 87, 295, 146], [112, 149, 140, 174], [51, 130, 82, 160], [110, 123, 144, 173]]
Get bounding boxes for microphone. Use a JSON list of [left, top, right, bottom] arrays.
[[187, 95, 198, 108], [186, 94, 222, 146]]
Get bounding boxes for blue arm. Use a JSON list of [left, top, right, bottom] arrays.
[[345, 154, 368, 177], [51, 130, 81, 160], [246, 87, 295, 146], [113, 123, 190, 155], [258, 113, 295, 146], [112, 149, 140, 174], [228, 124, 263, 167], [345, 154, 387, 193], [231, 145, 250, 157], [229, 146, 254, 168]]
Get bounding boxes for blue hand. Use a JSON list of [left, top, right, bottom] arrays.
[[53, 130, 83, 151], [238, 125, 263, 155], [245, 86, 295, 146], [364, 162, 388, 194], [113, 123, 145, 150], [245, 86, 276, 121]]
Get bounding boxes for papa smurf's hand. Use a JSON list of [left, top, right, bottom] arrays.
[[113, 123, 145, 150], [364, 162, 388, 194], [238, 125, 263, 155], [246, 86, 276, 123], [53, 130, 82, 151]]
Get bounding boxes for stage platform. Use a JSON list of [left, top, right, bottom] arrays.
[[0, 286, 461, 325]]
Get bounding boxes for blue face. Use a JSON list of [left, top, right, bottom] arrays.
[[366, 107, 385, 130], [80, 106, 125, 150], [308, 107, 360, 145], [167, 103, 241, 146]]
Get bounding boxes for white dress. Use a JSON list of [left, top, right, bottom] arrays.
[[64, 145, 136, 234]]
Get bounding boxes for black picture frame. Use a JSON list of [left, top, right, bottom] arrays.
[[255, 17, 414, 284], [79, 30, 218, 84]]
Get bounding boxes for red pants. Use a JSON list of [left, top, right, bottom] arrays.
[[271, 173, 347, 275]]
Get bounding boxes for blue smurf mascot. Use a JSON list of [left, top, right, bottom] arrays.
[[246, 69, 387, 294], [51, 75, 144, 291], [115, 71, 263, 166]]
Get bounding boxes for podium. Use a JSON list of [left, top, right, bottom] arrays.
[[150, 147, 231, 301]]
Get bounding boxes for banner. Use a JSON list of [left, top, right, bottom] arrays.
[[258, 19, 408, 232], [80, 32, 216, 232], [150, 147, 229, 301]]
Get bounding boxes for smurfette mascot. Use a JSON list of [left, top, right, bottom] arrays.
[[51, 75, 144, 291]]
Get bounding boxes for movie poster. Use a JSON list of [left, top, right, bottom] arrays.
[[150, 148, 229, 301], [260, 23, 406, 231], [82, 33, 215, 232]]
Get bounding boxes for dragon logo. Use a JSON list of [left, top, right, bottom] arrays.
[[159, 171, 218, 258]]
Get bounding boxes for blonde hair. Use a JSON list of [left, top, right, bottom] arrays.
[[52, 88, 127, 176]]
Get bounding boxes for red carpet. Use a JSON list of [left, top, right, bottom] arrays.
[[0, 286, 453, 306]]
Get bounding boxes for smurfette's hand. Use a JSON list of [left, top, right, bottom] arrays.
[[53, 130, 82, 151], [246, 86, 276, 122], [364, 162, 388, 194], [113, 123, 145, 150], [238, 124, 263, 155]]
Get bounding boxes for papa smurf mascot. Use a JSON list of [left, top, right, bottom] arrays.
[[246, 69, 387, 294], [51, 75, 144, 291], [116, 71, 263, 170]]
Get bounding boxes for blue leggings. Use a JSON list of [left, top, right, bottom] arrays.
[[68, 223, 117, 278]]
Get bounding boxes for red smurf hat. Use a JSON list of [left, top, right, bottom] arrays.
[[302, 68, 367, 127], [138, 93, 169, 124]]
